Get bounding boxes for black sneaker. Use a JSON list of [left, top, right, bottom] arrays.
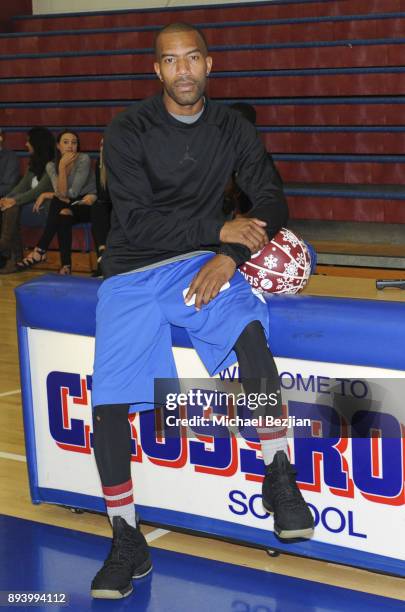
[[262, 451, 314, 540], [91, 516, 152, 599]]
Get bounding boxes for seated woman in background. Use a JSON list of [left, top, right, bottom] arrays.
[[17, 129, 96, 274], [0, 127, 55, 274], [91, 137, 112, 276]]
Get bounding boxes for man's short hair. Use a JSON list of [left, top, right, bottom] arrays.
[[154, 22, 209, 59]]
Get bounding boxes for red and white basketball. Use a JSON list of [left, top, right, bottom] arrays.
[[239, 228, 311, 295]]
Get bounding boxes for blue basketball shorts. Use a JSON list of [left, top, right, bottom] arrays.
[[91, 253, 269, 413]]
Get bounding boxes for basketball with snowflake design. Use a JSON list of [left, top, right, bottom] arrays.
[[239, 228, 312, 294]]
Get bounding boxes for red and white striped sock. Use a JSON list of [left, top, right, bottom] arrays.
[[102, 479, 136, 528], [258, 426, 288, 466]]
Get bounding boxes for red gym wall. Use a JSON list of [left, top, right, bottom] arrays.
[[2, 0, 405, 225], [0, 1, 32, 32]]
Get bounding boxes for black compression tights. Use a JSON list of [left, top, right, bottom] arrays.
[[93, 321, 281, 487], [92, 403, 131, 487], [233, 320, 283, 420]]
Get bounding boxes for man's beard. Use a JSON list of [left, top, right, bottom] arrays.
[[164, 76, 206, 107]]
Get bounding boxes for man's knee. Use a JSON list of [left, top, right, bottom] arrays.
[[241, 319, 266, 338], [59, 208, 73, 216], [234, 319, 280, 384], [236, 320, 268, 352]]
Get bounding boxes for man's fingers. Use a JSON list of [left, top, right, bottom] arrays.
[[239, 236, 256, 252], [246, 234, 262, 252], [220, 217, 268, 246], [194, 271, 212, 309], [189, 273, 219, 309], [239, 231, 266, 253], [184, 273, 199, 303], [248, 223, 267, 239], [202, 279, 218, 306], [185, 269, 211, 304], [184, 256, 236, 310], [242, 225, 269, 252], [257, 233, 269, 250], [194, 282, 207, 310], [250, 218, 267, 228], [195, 277, 218, 310], [247, 226, 267, 245], [249, 217, 267, 228], [241, 222, 267, 246], [209, 281, 223, 303]]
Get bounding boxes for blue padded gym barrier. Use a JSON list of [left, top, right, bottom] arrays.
[[14, 274, 405, 577], [15, 274, 405, 371]]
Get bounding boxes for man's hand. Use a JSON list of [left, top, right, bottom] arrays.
[[0, 197, 16, 211], [184, 254, 237, 310], [220, 217, 268, 253]]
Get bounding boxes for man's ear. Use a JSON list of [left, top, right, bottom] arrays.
[[154, 62, 163, 81], [205, 55, 213, 76]]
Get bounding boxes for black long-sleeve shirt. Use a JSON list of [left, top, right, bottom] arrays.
[[102, 94, 288, 278]]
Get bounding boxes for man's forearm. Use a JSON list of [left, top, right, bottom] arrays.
[[249, 198, 289, 241], [218, 193, 289, 267]]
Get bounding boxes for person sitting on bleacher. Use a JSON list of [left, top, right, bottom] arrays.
[[0, 127, 55, 274], [17, 129, 96, 275]]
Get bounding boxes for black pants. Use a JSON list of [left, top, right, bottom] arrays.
[[90, 199, 112, 256], [38, 196, 91, 266]]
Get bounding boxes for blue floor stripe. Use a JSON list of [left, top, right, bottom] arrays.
[[0, 515, 403, 611]]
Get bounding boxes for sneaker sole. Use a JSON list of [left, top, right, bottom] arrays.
[[90, 563, 152, 599], [275, 526, 315, 539], [133, 562, 153, 580], [91, 584, 133, 600], [263, 501, 314, 540]]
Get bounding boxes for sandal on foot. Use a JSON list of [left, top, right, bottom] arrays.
[[59, 265, 71, 275], [16, 248, 46, 271]]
